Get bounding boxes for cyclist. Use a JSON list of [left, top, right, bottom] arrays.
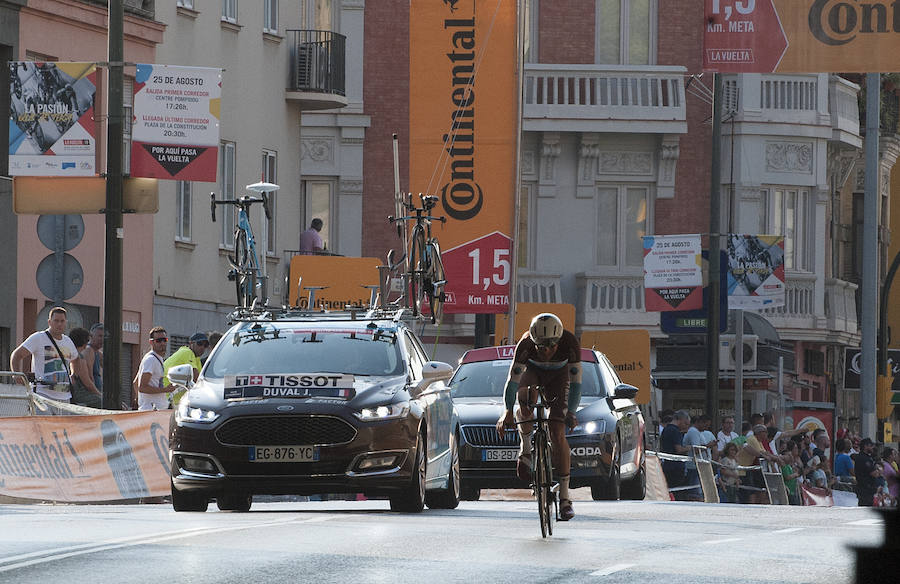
[[495, 313, 582, 521]]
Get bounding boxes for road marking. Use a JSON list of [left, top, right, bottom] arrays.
[[773, 527, 804, 534], [590, 563, 635, 576], [0, 515, 331, 572], [700, 537, 743, 545], [846, 519, 882, 526]]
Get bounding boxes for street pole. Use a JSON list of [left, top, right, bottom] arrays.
[[861, 73, 880, 440], [102, 0, 124, 409], [706, 73, 723, 429]]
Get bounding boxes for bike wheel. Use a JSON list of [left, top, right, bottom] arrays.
[[539, 431, 554, 536], [425, 241, 446, 324], [409, 228, 427, 316], [232, 231, 250, 307], [533, 429, 551, 538]]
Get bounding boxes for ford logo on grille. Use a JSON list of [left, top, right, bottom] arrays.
[[275, 405, 294, 412]]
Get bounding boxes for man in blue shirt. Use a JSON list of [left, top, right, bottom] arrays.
[[660, 410, 691, 492]]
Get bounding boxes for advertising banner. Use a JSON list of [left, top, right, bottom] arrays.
[[844, 347, 900, 390], [289, 256, 381, 310], [581, 329, 652, 405], [8, 62, 97, 176], [726, 234, 785, 309], [703, 0, 900, 73], [130, 64, 221, 182], [642, 234, 703, 312], [410, 0, 518, 314], [0, 411, 171, 502]]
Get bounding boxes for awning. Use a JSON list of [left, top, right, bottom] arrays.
[[653, 370, 774, 380]]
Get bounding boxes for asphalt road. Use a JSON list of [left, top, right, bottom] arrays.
[[0, 495, 886, 584]]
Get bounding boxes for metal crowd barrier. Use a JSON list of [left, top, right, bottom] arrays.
[[0, 371, 121, 417]]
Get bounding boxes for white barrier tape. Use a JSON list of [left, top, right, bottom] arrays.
[[29, 393, 125, 416], [648, 450, 761, 471]]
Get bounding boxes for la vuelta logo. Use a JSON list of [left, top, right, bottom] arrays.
[[808, 0, 900, 45]]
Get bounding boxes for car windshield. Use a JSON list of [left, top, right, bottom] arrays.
[[449, 359, 606, 398], [205, 325, 405, 378]]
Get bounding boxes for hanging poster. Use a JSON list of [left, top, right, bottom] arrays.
[[8, 62, 97, 176], [643, 234, 703, 312], [726, 234, 785, 309], [130, 64, 221, 182]]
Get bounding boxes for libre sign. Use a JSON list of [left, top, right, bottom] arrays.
[[704, 0, 900, 72]]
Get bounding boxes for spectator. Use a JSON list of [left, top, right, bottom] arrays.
[[9, 306, 78, 402], [163, 332, 209, 406], [833, 438, 855, 484], [855, 438, 880, 507], [808, 455, 828, 489], [716, 415, 739, 454], [884, 447, 900, 502], [67, 327, 102, 408], [202, 331, 223, 365], [660, 409, 691, 493], [717, 441, 741, 503], [134, 327, 169, 411], [780, 441, 802, 505], [300, 218, 324, 254], [749, 413, 764, 430], [737, 424, 780, 504], [681, 415, 708, 501], [82, 323, 103, 395]]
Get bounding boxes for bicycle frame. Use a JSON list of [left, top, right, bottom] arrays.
[[211, 191, 272, 309], [528, 387, 559, 538]]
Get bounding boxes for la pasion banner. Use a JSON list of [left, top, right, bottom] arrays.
[[130, 64, 222, 182], [8, 62, 97, 176], [726, 234, 785, 309]]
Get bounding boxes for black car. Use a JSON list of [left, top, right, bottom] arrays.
[[167, 309, 460, 512], [449, 345, 646, 501]]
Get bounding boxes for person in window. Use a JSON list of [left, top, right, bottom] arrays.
[[300, 218, 324, 254]]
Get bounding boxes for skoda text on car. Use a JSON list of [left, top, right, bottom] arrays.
[[167, 309, 461, 512], [449, 346, 646, 501]]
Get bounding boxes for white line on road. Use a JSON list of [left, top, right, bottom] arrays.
[[0, 515, 332, 573], [590, 563, 635, 576], [845, 519, 883, 526], [773, 527, 804, 534], [700, 537, 743, 544]]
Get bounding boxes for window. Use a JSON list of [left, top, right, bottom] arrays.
[[264, 0, 278, 33], [302, 0, 333, 30], [263, 150, 277, 254], [765, 187, 809, 271], [595, 185, 650, 270], [595, 0, 656, 65], [220, 141, 236, 246], [176, 181, 192, 242], [303, 180, 333, 252], [177, 0, 194, 8], [222, 0, 237, 23]]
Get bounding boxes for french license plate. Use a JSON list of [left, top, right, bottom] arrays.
[[482, 449, 517, 462], [249, 446, 319, 462]]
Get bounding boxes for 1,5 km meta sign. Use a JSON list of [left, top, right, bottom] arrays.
[[704, 0, 900, 72], [441, 231, 511, 314]]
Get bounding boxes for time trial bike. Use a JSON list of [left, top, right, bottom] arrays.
[[521, 386, 559, 538]]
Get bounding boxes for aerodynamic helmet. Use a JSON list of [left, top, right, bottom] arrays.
[[528, 313, 563, 348]]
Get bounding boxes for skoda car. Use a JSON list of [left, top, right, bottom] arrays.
[[449, 345, 645, 501], [168, 310, 460, 512]]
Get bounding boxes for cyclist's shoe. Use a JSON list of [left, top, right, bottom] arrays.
[[516, 455, 532, 483], [559, 499, 575, 521]]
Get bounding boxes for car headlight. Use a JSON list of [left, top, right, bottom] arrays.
[[570, 419, 606, 435], [354, 401, 410, 421], [175, 400, 220, 423]]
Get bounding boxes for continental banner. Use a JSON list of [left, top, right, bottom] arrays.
[[704, 0, 900, 72], [289, 256, 381, 310], [130, 64, 222, 182], [0, 411, 171, 502], [8, 62, 97, 176], [410, 0, 518, 314]]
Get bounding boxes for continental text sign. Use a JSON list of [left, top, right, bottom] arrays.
[[704, 0, 900, 72], [410, 0, 518, 313], [289, 256, 381, 310]]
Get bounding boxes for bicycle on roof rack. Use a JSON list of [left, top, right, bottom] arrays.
[[211, 182, 279, 309]]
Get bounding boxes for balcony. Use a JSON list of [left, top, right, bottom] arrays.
[[516, 272, 562, 304], [824, 278, 860, 343], [523, 64, 687, 134], [576, 272, 660, 330], [829, 75, 862, 148], [286, 30, 348, 111]]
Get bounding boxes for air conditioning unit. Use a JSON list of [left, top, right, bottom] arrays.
[[719, 334, 758, 371]]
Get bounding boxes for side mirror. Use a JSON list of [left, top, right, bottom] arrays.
[[612, 383, 638, 400], [415, 361, 454, 394], [167, 363, 194, 389]]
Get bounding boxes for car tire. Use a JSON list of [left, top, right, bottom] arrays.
[[459, 485, 481, 501], [621, 456, 646, 501], [390, 432, 426, 513], [425, 432, 461, 509], [216, 493, 253, 512], [591, 437, 621, 501], [171, 480, 209, 512]]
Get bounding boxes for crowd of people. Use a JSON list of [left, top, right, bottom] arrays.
[[656, 409, 900, 507]]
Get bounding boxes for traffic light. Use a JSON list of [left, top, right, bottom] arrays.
[[876, 373, 895, 419]]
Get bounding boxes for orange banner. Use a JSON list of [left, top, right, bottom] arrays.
[[0, 411, 171, 502], [289, 256, 381, 310], [580, 330, 652, 405], [705, 0, 900, 72], [410, 0, 518, 313]]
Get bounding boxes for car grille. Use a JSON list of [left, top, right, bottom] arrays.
[[462, 424, 520, 448], [215, 415, 357, 446]]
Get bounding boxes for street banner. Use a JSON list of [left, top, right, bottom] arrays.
[[8, 62, 97, 176], [642, 234, 703, 312], [0, 411, 170, 502], [726, 234, 785, 309], [703, 0, 900, 73], [844, 347, 900, 390], [410, 0, 518, 314], [130, 64, 221, 182], [289, 256, 381, 309]]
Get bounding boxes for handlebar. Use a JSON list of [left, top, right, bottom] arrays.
[[210, 192, 273, 222]]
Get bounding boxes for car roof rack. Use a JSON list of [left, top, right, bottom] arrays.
[[225, 304, 421, 326]]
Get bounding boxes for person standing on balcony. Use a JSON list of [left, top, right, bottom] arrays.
[[300, 218, 324, 254]]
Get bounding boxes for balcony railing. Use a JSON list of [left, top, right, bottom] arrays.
[[287, 30, 347, 110], [829, 75, 861, 141], [576, 272, 660, 328], [824, 277, 860, 340], [517, 272, 562, 304], [523, 64, 687, 133], [759, 273, 817, 330]]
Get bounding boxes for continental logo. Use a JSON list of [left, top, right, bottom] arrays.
[[295, 297, 370, 310], [0, 429, 86, 481], [441, 14, 483, 221], [809, 0, 900, 45]]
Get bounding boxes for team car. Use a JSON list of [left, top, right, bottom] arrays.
[[449, 345, 646, 501], [167, 308, 460, 512]]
